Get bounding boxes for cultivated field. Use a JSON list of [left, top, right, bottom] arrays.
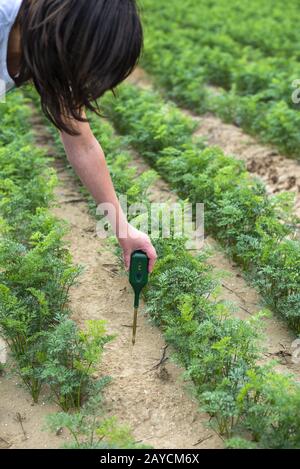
[[1, 0, 300, 450]]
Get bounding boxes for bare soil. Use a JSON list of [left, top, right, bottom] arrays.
[[0, 370, 71, 449]]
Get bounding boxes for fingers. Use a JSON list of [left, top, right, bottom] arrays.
[[124, 246, 157, 273], [121, 229, 158, 273], [123, 252, 131, 272], [145, 245, 158, 273]]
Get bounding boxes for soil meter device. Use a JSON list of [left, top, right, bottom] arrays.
[[129, 250, 149, 346]]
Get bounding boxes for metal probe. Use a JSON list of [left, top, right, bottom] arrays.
[[129, 251, 149, 346], [132, 307, 138, 346]]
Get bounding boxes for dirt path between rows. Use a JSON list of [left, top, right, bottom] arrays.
[[128, 68, 300, 218]]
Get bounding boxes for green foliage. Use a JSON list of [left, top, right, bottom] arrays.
[[0, 217, 81, 400], [102, 86, 197, 159], [96, 417, 147, 449], [40, 320, 113, 411], [0, 228, 79, 320], [0, 93, 33, 145], [141, 0, 300, 158], [146, 238, 216, 327], [236, 368, 300, 448], [225, 437, 258, 449], [103, 84, 300, 332], [46, 394, 149, 449], [0, 141, 57, 242]]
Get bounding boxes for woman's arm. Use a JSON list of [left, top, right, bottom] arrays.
[[60, 117, 157, 272]]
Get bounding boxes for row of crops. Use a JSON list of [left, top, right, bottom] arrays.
[[140, 0, 300, 157], [27, 86, 300, 448]]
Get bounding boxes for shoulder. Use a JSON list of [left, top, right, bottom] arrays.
[[0, 0, 22, 26]]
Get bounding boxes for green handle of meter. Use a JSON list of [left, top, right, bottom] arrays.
[[129, 250, 149, 308]]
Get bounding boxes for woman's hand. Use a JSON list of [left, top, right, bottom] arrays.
[[118, 223, 157, 273]]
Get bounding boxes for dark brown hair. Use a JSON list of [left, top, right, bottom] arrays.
[[16, 0, 143, 134]]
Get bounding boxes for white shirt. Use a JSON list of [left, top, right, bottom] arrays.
[[0, 0, 22, 100]]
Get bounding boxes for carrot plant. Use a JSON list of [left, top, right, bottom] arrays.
[[46, 393, 149, 449], [39, 320, 113, 411], [235, 368, 300, 448], [0, 94, 33, 145]]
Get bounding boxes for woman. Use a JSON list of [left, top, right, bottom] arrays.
[[0, 0, 157, 272]]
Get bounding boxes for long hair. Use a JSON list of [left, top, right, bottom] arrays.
[[16, 0, 143, 134]]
